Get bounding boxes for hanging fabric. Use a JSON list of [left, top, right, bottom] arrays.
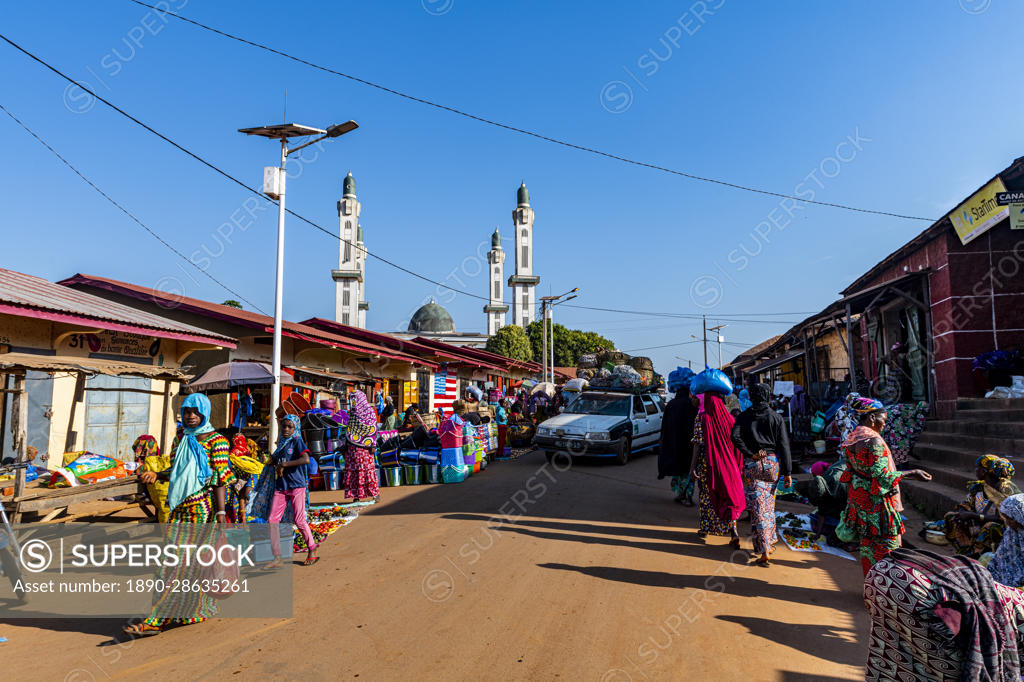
[[904, 306, 926, 402]]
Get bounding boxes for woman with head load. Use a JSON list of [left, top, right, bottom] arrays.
[[127, 393, 235, 636], [731, 383, 792, 565], [689, 391, 745, 545], [836, 397, 932, 575], [344, 391, 381, 503]]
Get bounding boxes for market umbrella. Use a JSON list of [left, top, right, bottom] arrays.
[[183, 361, 295, 394], [531, 381, 556, 398]]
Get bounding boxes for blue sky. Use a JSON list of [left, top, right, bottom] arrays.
[[3, 1, 1023, 375]]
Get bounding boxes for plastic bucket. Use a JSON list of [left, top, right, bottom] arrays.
[[403, 464, 423, 485], [374, 466, 382, 488], [813, 440, 827, 455], [424, 464, 441, 484], [382, 466, 403, 487], [322, 468, 341, 490]]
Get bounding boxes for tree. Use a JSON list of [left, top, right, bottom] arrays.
[[524, 321, 615, 367], [222, 300, 243, 309], [485, 325, 533, 362]]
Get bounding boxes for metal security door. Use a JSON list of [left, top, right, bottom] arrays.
[[84, 375, 150, 461]]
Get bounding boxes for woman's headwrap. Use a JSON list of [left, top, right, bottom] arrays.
[[271, 414, 302, 464], [131, 435, 160, 460], [167, 393, 216, 512], [810, 461, 829, 478], [750, 383, 772, 409], [347, 391, 379, 448], [852, 397, 885, 415], [977, 454, 1015, 480]]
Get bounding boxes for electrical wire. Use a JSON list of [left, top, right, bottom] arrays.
[[0, 101, 266, 313], [125, 0, 935, 223]]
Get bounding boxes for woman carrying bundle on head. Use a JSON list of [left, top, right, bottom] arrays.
[[344, 391, 381, 503], [689, 391, 745, 546]]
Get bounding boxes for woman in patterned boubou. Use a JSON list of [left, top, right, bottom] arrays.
[[125, 393, 236, 637], [835, 398, 932, 575]]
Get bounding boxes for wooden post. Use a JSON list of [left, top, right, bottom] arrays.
[[845, 303, 855, 386], [160, 380, 173, 455], [12, 373, 27, 522], [0, 372, 8, 459], [63, 371, 86, 454]]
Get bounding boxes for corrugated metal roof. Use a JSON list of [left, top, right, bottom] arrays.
[[0, 352, 191, 380], [0, 269, 234, 345], [59, 273, 430, 366]]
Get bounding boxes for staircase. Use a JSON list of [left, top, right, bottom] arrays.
[[901, 398, 1024, 519]]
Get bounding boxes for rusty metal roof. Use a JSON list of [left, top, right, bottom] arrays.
[[0, 269, 235, 347], [0, 352, 191, 380]]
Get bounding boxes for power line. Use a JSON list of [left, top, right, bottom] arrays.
[[0, 32, 495, 305], [125, 0, 935, 223], [0, 101, 265, 313]]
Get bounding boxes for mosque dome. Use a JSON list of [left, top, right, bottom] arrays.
[[343, 172, 356, 197], [408, 299, 455, 333], [491, 228, 502, 249], [517, 182, 529, 206]]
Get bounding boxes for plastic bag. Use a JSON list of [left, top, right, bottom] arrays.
[[142, 452, 172, 522], [690, 368, 733, 396], [668, 366, 696, 393], [810, 411, 827, 434]]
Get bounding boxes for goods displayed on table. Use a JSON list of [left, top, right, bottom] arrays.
[[48, 452, 134, 488], [774, 512, 854, 561]]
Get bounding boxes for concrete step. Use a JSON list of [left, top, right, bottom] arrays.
[[950, 408, 1024, 421], [900, 478, 963, 521], [912, 442, 987, 470], [957, 397, 1024, 411], [927, 419, 1024, 439], [915, 431, 1024, 457], [918, 463, 973, 492]]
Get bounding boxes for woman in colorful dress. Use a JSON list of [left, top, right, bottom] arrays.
[[926, 455, 1020, 557], [126, 393, 235, 637], [689, 392, 745, 545], [836, 398, 932, 575], [731, 383, 792, 565], [989, 493, 1024, 588], [344, 391, 380, 503], [864, 548, 1024, 680]]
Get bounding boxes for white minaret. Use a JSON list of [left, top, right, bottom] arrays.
[[356, 222, 368, 328], [483, 227, 508, 335], [332, 172, 364, 327], [508, 182, 538, 328]]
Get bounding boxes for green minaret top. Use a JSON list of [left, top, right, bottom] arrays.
[[357, 223, 364, 243], [343, 171, 356, 198], [491, 228, 502, 249], [517, 181, 529, 206]]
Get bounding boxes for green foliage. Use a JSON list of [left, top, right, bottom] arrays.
[[524, 321, 615, 367], [222, 300, 243, 309], [485, 325, 534, 362]]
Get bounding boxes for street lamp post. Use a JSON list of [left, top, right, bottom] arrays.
[[540, 288, 578, 384], [238, 120, 358, 445], [708, 324, 728, 369]]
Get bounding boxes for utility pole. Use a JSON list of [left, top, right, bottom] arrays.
[[708, 324, 728, 369], [702, 315, 707, 367], [540, 299, 548, 383]]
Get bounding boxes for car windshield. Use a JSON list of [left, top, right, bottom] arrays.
[[566, 393, 630, 416]]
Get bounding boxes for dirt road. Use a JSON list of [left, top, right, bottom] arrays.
[[3, 451, 869, 681]]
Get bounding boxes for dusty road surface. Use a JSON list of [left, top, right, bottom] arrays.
[[2, 451, 870, 681]]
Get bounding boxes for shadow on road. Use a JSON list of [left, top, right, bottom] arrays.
[[716, 614, 863, 669], [537, 562, 862, 613]]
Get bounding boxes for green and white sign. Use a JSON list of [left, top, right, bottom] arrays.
[[1011, 203, 1024, 231]]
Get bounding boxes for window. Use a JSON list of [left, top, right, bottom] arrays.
[[494, 280, 501, 299], [632, 396, 646, 417], [521, 246, 528, 265], [343, 288, 351, 306], [522, 293, 529, 311], [494, 266, 499, 275], [342, 313, 350, 324], [642, 395, 659, 415], [521, 229, 528, 243], [344, 243, 351, 261]]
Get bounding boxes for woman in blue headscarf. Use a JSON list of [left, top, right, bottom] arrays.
[[127, 393, 235, 637]]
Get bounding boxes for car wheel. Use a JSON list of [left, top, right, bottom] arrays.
[[615, 436, 631, 465]]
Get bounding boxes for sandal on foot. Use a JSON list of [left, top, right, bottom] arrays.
[[729, 537, 741, 549], [123, 623, 162, 637], [303, 556, 320, 566], [754, 555, 770, 566]]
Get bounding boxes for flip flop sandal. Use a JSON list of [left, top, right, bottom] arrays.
[[123, 623, 162, 637], [303, 556, 320, 567]]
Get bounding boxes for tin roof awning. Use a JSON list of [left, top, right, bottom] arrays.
[[747, 349, 804, 375], [0, 352, 191, 381]]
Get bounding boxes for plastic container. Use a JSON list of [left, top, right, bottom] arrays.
[[403, 464, 423, 485], [382, 466, 403, 487], [424, 464, 441, 484], [322, 468, 341, 490], [813, 440, 827, 455]]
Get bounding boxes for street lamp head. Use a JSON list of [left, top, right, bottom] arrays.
[[326, 120, 359, 137]]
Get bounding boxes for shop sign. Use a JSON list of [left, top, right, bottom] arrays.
[[1011, 203, 1024, 231], [67, 331, 160, 357], [996, 191, 1024, 205], [949, 177, 1009, 244]]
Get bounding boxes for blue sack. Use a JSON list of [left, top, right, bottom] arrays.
[[306, 455, 319, 476], [668, 366, 695, 392], [690, 367, 733, 396]]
